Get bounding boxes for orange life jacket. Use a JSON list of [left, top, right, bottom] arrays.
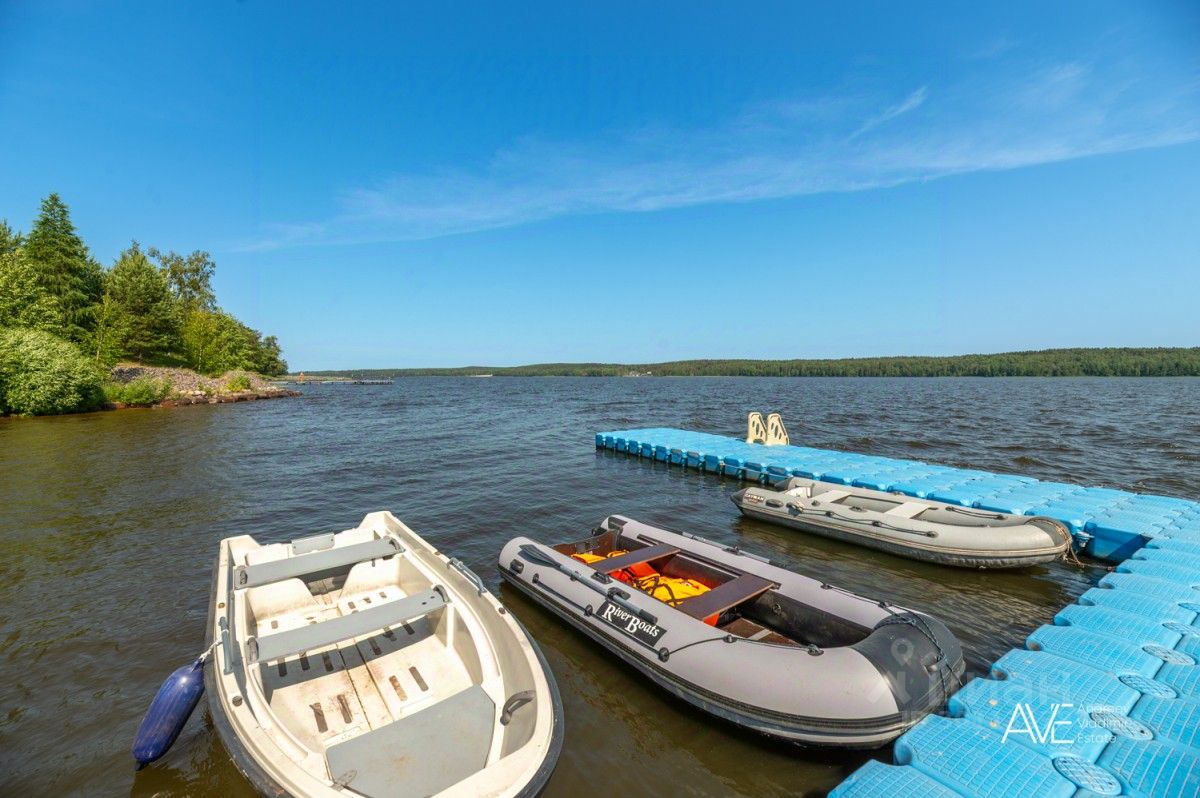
[[571, 550, 718, 625]]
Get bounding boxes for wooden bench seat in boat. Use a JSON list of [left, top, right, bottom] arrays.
[[721, 617, 798, 647], [587, 544, 680, 575], [325, 685, 495, 798], [235, 536, 403, 589], [675, 574, 774, 620], [247, 588, 446, 664]]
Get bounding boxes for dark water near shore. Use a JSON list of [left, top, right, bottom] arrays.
[[2, 377, 1198, 796]]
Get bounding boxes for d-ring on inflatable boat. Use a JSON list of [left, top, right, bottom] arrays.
[[499, 515, 964, 748]]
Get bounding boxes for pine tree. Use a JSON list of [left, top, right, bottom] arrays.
[[106, 242, 179, 362], [22, 194, 102, 342], [0, 220, 23, 254]]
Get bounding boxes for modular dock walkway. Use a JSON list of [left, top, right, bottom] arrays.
[[595, 428, 1200, 797]]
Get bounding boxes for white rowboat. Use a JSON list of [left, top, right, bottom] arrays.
[[204, 512, 562, 797]]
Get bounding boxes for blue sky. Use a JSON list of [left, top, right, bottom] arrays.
[[2, 2, 1198, 369]]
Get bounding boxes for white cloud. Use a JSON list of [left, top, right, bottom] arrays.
[[241, 58, 1200, 250]]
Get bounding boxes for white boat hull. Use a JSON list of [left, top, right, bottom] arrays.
[[204, 512, 562, 798]]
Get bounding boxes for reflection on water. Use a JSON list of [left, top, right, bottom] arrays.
[[1, 377, 1196, 796]]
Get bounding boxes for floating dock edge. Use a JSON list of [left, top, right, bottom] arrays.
[[595, 428, 1200, 798]]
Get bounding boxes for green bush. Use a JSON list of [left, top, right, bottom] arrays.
[[0, 327, 105, 415], [225, 373, 252, 391], [103, 376, 172, 406]]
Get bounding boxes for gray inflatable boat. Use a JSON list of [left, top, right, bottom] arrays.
[[498, 515, 964, 748], [732, 477, 1072, 569]]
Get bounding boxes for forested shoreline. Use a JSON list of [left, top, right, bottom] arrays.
[[305, 348, 1200, 378], [0, 194, 286, 415]]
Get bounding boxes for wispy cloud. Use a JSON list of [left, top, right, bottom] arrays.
[[849, 86, 928, 140], [242, 58, 1200, 250]]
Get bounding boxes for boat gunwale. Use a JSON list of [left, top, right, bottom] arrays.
[[500, 519, 965, 743], [736, 502, 1067, 566], [205, 521, 564, 797], [498, 563, 933, 747]]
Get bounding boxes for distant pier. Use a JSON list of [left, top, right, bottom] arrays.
[[274, 377, 393, 385]]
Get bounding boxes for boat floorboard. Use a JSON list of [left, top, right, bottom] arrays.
[[253, 584, 473, 764]]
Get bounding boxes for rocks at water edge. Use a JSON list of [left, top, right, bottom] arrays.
[[104, 364, 301, 411]]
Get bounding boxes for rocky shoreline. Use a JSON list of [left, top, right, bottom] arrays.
[[105, 388, 301, 410], [105, 364, 300, 411]]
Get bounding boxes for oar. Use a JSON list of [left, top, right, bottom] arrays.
[[518, 544, 659, 624]]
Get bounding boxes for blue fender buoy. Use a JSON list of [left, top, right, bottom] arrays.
[[132, 657, 206, 769]]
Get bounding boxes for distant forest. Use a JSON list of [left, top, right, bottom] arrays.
[[302, 348, 1200, 378]]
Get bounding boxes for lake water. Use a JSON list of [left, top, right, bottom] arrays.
[[2, 377, 1198, 796]]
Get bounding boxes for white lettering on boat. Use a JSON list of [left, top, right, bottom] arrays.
[[596, 600, 666, 645]]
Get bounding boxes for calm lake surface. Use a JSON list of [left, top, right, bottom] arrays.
[[2, 377, 1198, 796]]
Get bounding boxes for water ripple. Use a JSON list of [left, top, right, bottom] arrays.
[[0, 377, 1196, 795]]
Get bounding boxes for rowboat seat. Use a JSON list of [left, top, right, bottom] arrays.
[[247, 588, 447, 664], [340, 557, 402, 598], [587, 544, 679, 575], [810, 490, 850, 505], [235, 536, 404, 589], [325, 685, 495, 798], [247, 579, 323, 626], [675, 574, 774, 621], [885, 502, 928, 520]]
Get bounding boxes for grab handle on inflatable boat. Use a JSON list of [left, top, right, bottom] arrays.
[[605, 587, 658, 625]]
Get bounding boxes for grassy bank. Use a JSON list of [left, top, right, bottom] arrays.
[[298, 347, 1200, 379], [0, 347, 292, 416], [100, 364, 288, 409]]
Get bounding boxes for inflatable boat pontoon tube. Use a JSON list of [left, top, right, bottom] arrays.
[[733, 477, 1072, 569], [499, 515, 965, 748]]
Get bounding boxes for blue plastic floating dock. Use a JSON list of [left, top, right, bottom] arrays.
[[596, 428, 1200, 797], [595, 428, 1200, 562], [830, 540, 1200, 798]]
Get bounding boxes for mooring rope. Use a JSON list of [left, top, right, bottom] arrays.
[[877, 609, 961, 702]]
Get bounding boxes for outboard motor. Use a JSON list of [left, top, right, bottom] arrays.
[[132, 656, 206, 768]]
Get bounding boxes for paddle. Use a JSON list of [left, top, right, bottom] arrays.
[[517, 544, 659, 625]]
